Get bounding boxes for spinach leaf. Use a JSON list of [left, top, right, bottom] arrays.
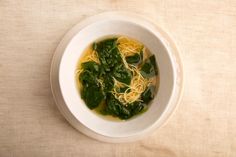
[[128, 101, 146, 115], [125, 51, 143, 66], [79, 62, 105, 109], [92, 42, 97, 50], [81, 84, 105, 109], [112, 64, 132, 85], [105, 94, 147, 120], [81, 61, 100, 76], [103, 75, 114, 92], [141, 85, 155, 104], [140, 55, 158, 78], [94, 38, 122, 71], [116, 86, 131, 93], [105, 94, 131, 119], [95, 38, 133, 85], [79, 70, 98, 87]]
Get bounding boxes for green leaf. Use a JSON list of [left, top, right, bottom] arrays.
[[125, 51, 143, 66], [82, 84, 105, 109], [103, 75, 114, 92], [79, 70, 98, 87], [105, 94, 147, 120], [116, 86, 131, 93], [141, 85, 155, 104], [79, 62, 105, 109], [128, 101, 146, 115], [112, 64, 132, 85], [140, 55, 158, 78], [94, 38, 133, 85], [95, 38, 122, 71], [92, 42, 97, 50], [81, 61, 100, 76], [106, 94, 132, 119]]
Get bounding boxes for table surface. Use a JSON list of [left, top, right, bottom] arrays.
[[0, 0, 236, 157]]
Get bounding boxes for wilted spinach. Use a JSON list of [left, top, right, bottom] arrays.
[[79, 61, 105, 109], [103, 75, 114, 93], [140, 55, 158, 78], [81, 84, 105, 109], [105, 94, 132, 119], [79, 71, 105, 109], [116, 86, 131, 93], [79, 70, 98, 87], [128, 101, 146, 116], [125, 51, 143, 66], [94, 38, 122, 72], [112, 64, 132, 85], [105, 94, 148, 119], [78, 38, 158, 120], [81, 61, 101, 76], [141, 85, 155, 104], [94, 38, 132, 85]]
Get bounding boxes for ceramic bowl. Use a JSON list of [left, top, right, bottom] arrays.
[[50, 12, 184, 143]]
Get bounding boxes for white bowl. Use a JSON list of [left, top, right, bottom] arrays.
[[50, 12, 184, 143]]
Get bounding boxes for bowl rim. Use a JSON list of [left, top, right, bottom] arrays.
[[50, 11, 184, 143]]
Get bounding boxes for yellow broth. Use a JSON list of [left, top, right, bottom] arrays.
[[75, 36, 159, 121]]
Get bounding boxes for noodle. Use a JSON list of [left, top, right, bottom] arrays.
[[76, 47, 99, 76], [111, 67, 151, 105], [81, 48, 100, 64], [77, 36, 154, 106], [117, 36, 143, 57]]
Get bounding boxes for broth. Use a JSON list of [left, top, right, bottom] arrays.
[[75, 36, 159, 121]]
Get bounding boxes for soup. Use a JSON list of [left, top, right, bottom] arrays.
[[76, 36, 159, 120]]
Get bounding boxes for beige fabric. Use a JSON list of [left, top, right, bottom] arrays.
[[0, 0, 236, 156]]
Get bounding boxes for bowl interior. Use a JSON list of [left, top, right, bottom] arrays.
[[59, 19, 175, 137]]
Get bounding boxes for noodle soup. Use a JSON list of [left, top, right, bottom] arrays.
[[76, 36, 159, 120]]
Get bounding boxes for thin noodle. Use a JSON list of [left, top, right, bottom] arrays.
[[76, 36, 154, 106]]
